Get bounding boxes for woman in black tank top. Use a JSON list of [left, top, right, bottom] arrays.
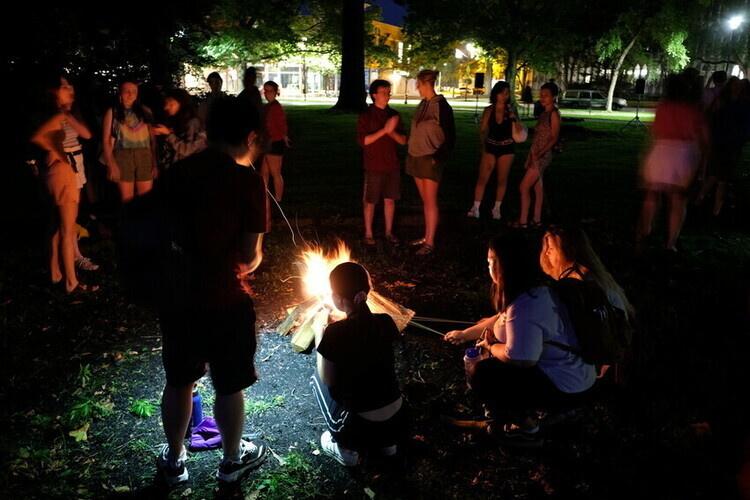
[[468, 81, 519, 220]]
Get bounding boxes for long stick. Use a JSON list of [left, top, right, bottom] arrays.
[[411, 316, 474, 326], [408, 320, 445, 337]]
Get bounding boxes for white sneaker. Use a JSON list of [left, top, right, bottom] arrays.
[[467, 207, 480, 218], [216, 439, 267, 483], [491, 207, 502, 220], [320, 431, 359, 466], [156, 444, 189, 487]]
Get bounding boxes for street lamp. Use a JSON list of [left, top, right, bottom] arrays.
[[727, 15, 744, 31]]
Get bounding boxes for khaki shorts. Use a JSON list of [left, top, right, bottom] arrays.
[[115, 148, 154, 182], [363, 170, 401, 203], [46, 161, 80, 206], [406, 154, 443, 182]]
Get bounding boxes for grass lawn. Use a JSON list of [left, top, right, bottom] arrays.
[[1, 105, 749, 499]]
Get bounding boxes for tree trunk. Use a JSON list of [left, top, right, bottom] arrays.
[[332, 0, 365, 113], [606, 34, 638, 112], [505, 49, 518, 101]]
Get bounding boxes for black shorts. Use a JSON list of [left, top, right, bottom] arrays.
[[268, 140, 286, 156], [484, 141, 515, 158], [160, 299, 258, 395], [363, 170, 401, 203]]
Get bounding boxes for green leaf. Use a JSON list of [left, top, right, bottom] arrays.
[[69, 422, 90, 442]]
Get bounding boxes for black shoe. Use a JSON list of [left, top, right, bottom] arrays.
[[216, 439, 267, 483]]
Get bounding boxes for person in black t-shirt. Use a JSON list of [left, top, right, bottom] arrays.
[[155, 97, 269, 486], [310, 262, 405, 466]]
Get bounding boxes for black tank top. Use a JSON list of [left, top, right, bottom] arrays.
[[487, 104, 512, 143]]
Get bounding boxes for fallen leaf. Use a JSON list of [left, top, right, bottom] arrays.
[[113, 486, 130, 493], [181, 488, 192, 497], [364, 487, 376, 499], [311, 449, 320, 456], [69, 422, 90, 442]]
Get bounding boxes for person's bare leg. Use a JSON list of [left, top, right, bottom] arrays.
[[135, 180, 153, 198], [423, 179, 440, 247], [60, 202, 79, 292], [363, 201, 376, 239], [533, 175, 544, 224], [637, 190, 660, 241], [495, 154, 513, 204], [518, 168, 540, 225], [215, 391, 245, 461], [667, 191, 687, 250], [118, 182, 135, 203], [161, 383, 193, 462], [472, 153, 495, 204], [384, 199, 396, 237], [50, 227, 62, 283], [414, 177, 427, 240], [266, 155, 284, 202], [713, 181, 727, 216]]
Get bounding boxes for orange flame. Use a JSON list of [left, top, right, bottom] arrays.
[[300, 241, 353, 307]]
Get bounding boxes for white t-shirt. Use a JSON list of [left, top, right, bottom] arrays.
[[492, 286, 596, 393]]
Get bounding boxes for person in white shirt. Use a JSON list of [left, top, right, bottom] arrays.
[[445, 234, 595, 442]]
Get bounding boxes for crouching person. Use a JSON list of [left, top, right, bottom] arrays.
[[445, 235, 595, 445], [311, 262, 405, 466]]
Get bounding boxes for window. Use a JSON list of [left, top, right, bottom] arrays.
[[578, 91, 590, 99], [565, 91, 579, 99], [591, 92, 604, 99]]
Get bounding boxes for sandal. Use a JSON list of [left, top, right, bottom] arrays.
[[409, 238, 426, 247], [363, 236, 376, 246], [509, 221, 529, 229], [415, 243, 434, 256], [385, 234, 400, 245], [66, 282, 100, 295]]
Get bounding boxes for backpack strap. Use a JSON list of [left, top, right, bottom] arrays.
[[558, 264, 584, 280]]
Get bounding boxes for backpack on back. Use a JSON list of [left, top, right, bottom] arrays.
[[550, 277, 632, 368]]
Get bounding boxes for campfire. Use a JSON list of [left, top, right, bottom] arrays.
[[278, 241, 415, 352]]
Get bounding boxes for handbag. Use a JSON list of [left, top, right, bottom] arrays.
[[512, 120, 528, 143]]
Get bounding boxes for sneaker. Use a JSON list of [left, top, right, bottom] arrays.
[[494, 423, 544, 448], [216, 439, 267, 483], [491, 207, 502, 220], [75, 257, 100, 271], [467, 206, 480, 218], [320, 431, 359, 466], [156, 444, 189, 487]]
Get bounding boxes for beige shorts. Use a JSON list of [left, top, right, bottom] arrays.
[[46, 161, 80, 206]]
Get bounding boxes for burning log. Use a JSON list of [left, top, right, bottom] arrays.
[[279, 242, 415, 353]]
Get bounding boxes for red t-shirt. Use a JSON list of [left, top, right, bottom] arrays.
[[357, 105, 403, 173], [652, 101, 704, 142], [263, 101, 287, 142]]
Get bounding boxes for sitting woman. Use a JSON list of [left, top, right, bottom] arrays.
[[540, 225, 634, 379], [444, 234, 595, 442], [311, 262, 404, 466]]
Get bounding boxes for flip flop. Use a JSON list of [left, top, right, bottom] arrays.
[[66, 282, 100, 295]]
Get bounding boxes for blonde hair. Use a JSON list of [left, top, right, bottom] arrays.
[[416, 69, 438, 85]]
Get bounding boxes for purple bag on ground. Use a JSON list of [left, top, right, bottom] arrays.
[[188, 417, 222, 451]]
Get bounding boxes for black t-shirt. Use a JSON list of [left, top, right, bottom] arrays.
[[160, 148, 267, 308], [317, 311, 401, 412]]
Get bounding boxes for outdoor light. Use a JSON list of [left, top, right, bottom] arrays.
[[728, 15, 744, 30]]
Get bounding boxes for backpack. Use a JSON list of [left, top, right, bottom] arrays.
[[548, 273, 632, 368]]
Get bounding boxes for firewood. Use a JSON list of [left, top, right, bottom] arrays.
[[277, 297, 318, 336], [291, 306, 328, 353]]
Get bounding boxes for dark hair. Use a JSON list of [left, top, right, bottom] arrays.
[[488, 233, 542, 311], [40, 70, 70, 115], [546, 225, 634, 319], [417, 69, 438, 85], [207, 72, 222, 83], [206, 96, 260, 146], [330, 261, 373, 323], [489, 81, 511, 104], [711, 70, 728, 85], [368, 79, 391, 98], [163, 88, 198, 136], [540, 81, 559, 97], [244, 67, 257, 81], [263, 81, 279, 92], [115, 77, 149, 123]]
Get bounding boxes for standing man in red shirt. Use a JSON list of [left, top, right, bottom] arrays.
[[357, 80, 407, 245]]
